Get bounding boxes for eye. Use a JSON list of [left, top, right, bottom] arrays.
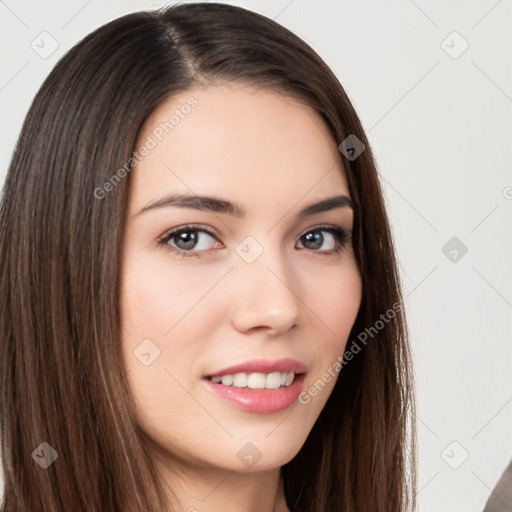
[[157, 224, 222, 258], [157, 223, 351, 259], [296, 226, 351, 254]]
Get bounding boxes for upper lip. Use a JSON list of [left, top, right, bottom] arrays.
[[203, 358, 308, 378]]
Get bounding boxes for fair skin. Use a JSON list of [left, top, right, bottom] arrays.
[[120, 83, 362, 512]]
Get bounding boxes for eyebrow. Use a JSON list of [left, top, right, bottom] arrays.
[[135, 193, 355, 218]]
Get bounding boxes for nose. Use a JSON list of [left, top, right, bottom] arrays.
[[230, 246, 301, 335]]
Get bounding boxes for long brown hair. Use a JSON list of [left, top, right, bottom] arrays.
[[0, 3, 416, 511]]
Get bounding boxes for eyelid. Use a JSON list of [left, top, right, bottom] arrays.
[[298, 223, 349, 237], [157, 223, 220, 244]]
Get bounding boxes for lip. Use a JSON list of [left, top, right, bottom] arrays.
[[203, 357, 308, 378], [202, 373, 306, 414]]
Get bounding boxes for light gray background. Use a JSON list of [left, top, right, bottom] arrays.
[[1, 1, 511, 511]]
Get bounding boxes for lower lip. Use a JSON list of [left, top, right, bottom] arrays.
[[202, 374, 306, 414]]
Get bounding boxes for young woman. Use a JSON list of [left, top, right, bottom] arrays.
[[0, 3, 416, 511]]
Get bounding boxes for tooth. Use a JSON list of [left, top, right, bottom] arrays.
[[266, 372, 282, 389], [212, 371, 297, 388], [247, 373, 266, 389], [233, 373, 248, 387], [221, 375, 234, 386]]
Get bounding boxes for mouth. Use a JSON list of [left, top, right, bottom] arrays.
[[202, 358, 308, 414]]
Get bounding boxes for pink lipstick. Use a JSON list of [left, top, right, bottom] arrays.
[[202, 358, 307, 414]]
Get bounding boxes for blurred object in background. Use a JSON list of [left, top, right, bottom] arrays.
[[483, 458, 512, 512]]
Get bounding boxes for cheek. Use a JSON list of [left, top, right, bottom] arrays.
[[120, 252, 218, 340], [118, 255, 219, 445], [325, 272, 361, 336], [299, 260, 362, 386], [119, 253, 230, 396], [301, 257, 362, 341]]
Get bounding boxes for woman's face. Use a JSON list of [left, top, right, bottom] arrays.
[[120, 83, 362, 473]]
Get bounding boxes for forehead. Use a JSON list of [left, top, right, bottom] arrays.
[[129, 83, 349, 212]]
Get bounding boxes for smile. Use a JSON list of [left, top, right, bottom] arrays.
[[203, 373, 307, 414]]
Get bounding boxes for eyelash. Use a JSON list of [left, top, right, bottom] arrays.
[[156, 223, 352, 259]]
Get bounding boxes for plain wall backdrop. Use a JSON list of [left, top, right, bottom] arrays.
[[1, 1, 511, 510]]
